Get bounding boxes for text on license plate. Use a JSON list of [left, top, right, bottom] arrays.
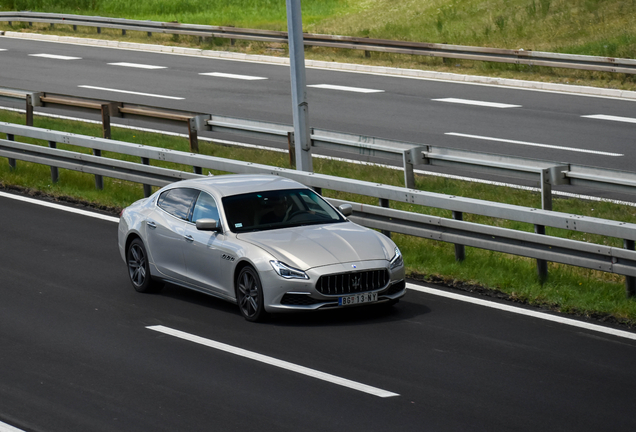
[[339, 292, 378, 306]]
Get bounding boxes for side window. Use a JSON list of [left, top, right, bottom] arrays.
[[157, 188, 199, 220], [191, 192, 219, 222]]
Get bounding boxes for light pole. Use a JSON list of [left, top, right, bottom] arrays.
[[286, 0, 313, 172]]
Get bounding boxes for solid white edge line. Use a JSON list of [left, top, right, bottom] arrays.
[[0, 420, 26, 432], [407, 283, 636, 341], [582, 114, 636, 124], [147, 325, 399, 398], [0, 191, 119, 223], [78, 85, 184, 100], [307, 84, 384, 93], [433, 98, 521, 108], [446, 132, 624, 156]]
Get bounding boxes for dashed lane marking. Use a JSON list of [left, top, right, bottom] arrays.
[[446, 132, 624, 156], [147, 325, 400, 398], [199, 72, 267, 80], [29, 53, 81, 60], [433, 98, 521, 108], [307, 84, 384, 93], [582, 114, 636, 124], [78, 85, 184, 100], [108, 62, 167, 69]]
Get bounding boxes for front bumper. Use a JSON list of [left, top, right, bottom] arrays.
[[261, 259, 406, 313]]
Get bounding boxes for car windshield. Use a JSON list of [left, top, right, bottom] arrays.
[[222, 188, 346, 233]]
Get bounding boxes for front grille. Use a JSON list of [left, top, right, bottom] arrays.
[[384, 280, 406, 296], [316, 269, 389, 296], [281, 293, 324, 306]]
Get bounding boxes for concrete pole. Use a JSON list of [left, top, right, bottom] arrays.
[[286, 0, 313, 172]]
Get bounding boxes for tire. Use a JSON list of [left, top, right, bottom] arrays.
[[127, 238, 163, 293], [236, 266, 267, 322]]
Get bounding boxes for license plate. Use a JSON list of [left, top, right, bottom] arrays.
[[339, 292, 378, 306]]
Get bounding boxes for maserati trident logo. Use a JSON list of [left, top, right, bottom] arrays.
[[351, 275, 361, 290]]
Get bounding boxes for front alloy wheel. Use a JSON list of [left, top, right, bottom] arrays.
[[236, 266, 266, 322], [127, 238, 162, 293]]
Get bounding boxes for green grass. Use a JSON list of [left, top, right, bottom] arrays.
[[2, 110, 636, 325]]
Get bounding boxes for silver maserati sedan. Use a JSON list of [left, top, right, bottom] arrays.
[[118, 174, 406, 321]]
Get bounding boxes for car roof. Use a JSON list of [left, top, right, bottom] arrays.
[[169, 174, 308, 197]]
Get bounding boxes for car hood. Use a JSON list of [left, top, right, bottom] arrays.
[[237, 222, 394, 270]]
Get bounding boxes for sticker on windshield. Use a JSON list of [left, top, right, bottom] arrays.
[[235, 223, 243, 228]]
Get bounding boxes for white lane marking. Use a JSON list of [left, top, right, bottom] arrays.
[[108, 62, 167, 69], [0, 420, 26, 432], [77, 85, 184, 100], [446, 132, 624, 156], [0, 49, 7, 52], [433, 98, 521, 108], [199, 72, 267, 80], [29, 53, 82, 60], [407, 283, 636, 341], [147, 325, 399, 398], [0, 191, 119, 223], [582, 114, 636, 124], [307, 84, 384, 93]]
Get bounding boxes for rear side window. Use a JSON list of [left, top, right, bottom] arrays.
[[157, 188, 199, 220]]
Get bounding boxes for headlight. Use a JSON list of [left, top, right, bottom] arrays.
[[270, 260, 309, 279], [390, 246, 403, 269]]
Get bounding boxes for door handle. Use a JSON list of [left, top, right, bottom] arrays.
[[146, 220, 157, 228], [184, 235, 194, 242]]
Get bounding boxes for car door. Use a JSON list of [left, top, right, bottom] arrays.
[[182, 191, 226, 294], [145, 187, 199, 282]]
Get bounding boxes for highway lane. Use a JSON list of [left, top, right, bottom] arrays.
[[1, 37, 635, 172], [1, 192, 636, 431]]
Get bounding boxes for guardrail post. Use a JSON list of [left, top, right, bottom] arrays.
[[403, 149, 416, 189], [380, 198, 391, 238], [48, 141, 58, 183], [535, 224, 548, 283], [287, 132, 296, 168], [97, 27, 101, 34], [141, 158, 152, 197], [6, 133, 16, 169], [101, 104, 111, 139], [452, 211, 465, 262], [540, 168, 552, 211], [25, 94, 34, 127], [314, 187, 323, 195], [122, 29, 126, 36], [73, 25, 77, 31], [147, 32, 152, 37], [625, 239, 636, 298], [188, 117, 199, 153]]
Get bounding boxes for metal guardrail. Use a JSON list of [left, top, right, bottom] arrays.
[[1, 122, 636, 297], [1, 11, 636, 74], [2, 86, 636, 210]]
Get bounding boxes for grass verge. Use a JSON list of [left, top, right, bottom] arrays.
[[1, 109, 636, 326]]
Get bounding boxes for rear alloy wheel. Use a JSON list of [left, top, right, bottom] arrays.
[[236, 266, 267, 322], [127, 238, 162, 293]]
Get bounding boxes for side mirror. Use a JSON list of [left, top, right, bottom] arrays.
[[338, 204, 353, 217], [196, 218, 221, 232]]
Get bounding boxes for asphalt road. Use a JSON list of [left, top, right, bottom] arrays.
[[2, 191, 636, 432], [1, 36, 635, 174]]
